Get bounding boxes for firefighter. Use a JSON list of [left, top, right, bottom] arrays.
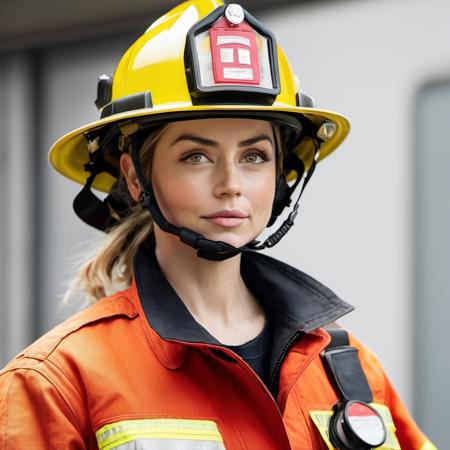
[[0, 1, 436, 449]]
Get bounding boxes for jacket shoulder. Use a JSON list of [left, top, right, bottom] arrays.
[[3, 289, 138, 370], [347, 332, 434, 449]]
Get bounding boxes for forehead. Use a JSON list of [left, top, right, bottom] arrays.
[[162, 118, 274, 141]]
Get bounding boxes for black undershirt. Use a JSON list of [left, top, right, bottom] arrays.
[[224, 320, 273, 387]]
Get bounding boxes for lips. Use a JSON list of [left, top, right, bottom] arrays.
[[205, 210, 248, 218], [203, 210, 249, 228]]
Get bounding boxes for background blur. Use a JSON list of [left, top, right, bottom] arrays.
[[0, 0, 448, 446]]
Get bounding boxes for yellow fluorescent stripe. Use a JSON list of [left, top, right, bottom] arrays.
[[309, 411, 334, 450], [97, 418, 219, 437], [420, 441, 438, 450], [100, 432, 224, 450], [100, 429, 223, 448], [95, 419, 224, 450], [372, 403, 395, 426]]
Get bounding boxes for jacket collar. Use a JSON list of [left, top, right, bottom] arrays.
[[133, 241, 353, 345]]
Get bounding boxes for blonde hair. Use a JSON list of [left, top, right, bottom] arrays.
[[63, 125, 167, 304], [64, 120, 285, 305]]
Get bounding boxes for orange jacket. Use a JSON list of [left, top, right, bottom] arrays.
[[0, 249, 434, 449]]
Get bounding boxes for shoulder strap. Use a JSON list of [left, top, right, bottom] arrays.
[[323, 328, 373, 403]]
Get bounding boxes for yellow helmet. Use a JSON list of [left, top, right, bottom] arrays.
[[49, 0, 350, 257], [49, 0, 349, 195]]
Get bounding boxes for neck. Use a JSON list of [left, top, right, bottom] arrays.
[[153, 228, 266, 345]]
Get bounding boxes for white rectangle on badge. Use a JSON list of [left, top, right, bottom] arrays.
[[223, 67, 254, 80], [217, 35, 250, 46], [220, 48, 234, 63], [237, 48, 251, 65]]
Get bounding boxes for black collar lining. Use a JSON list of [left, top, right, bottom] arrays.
[[134, 242, 353, 343]]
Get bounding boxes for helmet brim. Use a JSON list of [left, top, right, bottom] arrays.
[[49, 103, 350, 193]]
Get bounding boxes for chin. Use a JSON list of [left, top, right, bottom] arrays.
[[204, 231, 260, 249]]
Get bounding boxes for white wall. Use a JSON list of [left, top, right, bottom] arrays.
[[261, 0, 450, 413]]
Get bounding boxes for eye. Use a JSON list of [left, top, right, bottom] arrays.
[[181, 152, 209, 164], [241, 150, 271, 164]]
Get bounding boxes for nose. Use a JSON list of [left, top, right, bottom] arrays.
[[212, 161, 243, 198]]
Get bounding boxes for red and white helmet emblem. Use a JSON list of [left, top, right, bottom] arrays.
[[209, 4, 260, 85]]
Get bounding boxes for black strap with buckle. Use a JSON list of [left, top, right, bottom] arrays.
[[323, 328, 373, 403]]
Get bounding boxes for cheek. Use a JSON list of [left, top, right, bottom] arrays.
[[151, 172, 206, 221], [248, 172, 276, 218]]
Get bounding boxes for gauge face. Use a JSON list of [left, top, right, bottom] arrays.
[[346, 401, 386, 447]]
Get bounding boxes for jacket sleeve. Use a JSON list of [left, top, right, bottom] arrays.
[[349, 334, 437, 450], [382, 371, 437, 450], [0, 362, 88, 450]]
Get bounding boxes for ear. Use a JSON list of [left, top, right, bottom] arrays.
[[120, 153, 141, 201]]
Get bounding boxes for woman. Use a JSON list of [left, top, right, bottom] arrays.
[[0, 1, 436, 449]]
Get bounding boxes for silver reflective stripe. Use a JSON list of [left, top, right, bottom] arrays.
[[96, 419, 225, 450], [106, 438, 225, 449]]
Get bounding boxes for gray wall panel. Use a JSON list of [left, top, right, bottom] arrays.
[[414, 80, 450, 449], [37, 36, 136, 334], [0, 55, 35, 364]]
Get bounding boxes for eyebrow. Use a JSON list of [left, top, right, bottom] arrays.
[[171, 134, 274, 148]]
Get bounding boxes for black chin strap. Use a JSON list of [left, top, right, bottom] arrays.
[[131, 136, 321, 261], [138, 190, 244, 260]]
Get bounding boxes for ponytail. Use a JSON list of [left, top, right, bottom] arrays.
[[63, 125, 167, 304]]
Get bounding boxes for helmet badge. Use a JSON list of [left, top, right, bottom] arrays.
[[210, 10, 260, 85], [185, 3, 280, 104]]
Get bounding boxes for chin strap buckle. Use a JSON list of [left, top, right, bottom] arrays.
[[263, 203, 299, 248]]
